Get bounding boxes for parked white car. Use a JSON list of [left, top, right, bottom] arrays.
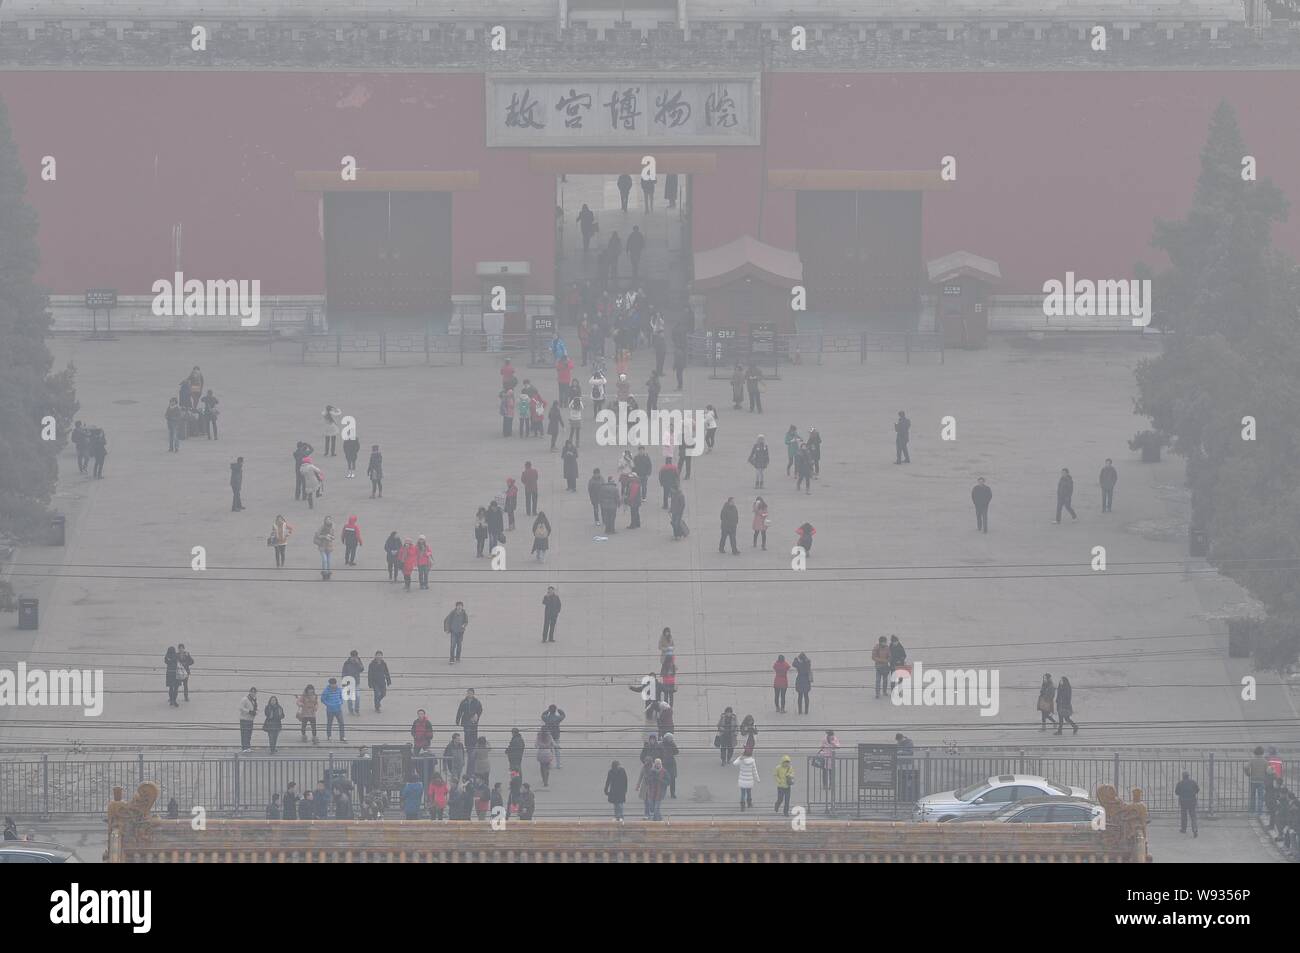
[[913, 774, 1091, 822]]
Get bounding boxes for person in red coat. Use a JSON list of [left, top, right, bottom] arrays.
[[415, 535, 433, 590], [411, 709, 434, 753], [399, 537, 417, 591], [427, 774, 450, 820], [772, 654, 791, 713], [556, 356, 575, 401], [521, 462, 540, 516]]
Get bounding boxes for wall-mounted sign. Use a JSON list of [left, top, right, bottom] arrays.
[[487, 74, 760, 147]]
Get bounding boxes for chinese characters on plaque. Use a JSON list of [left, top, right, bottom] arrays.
[[488, 76, 759, 146]]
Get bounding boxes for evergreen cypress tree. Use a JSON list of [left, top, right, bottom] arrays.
[[0, 95, 78, 546], [1136, 101, 1300, 665]]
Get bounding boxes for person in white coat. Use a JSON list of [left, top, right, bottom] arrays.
[[322, 405, 342, 457], [733, 753, 759, 811]]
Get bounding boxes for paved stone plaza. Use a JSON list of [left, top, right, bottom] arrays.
[[3, 333, 1294, 823]]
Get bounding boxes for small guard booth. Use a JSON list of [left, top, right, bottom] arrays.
[[926, 251, 1000, 349], [692, 236, 804, 332]]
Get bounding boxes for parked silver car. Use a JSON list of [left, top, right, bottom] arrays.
[[913, 774, 1091, 822], [952, 797, 1105, 827]]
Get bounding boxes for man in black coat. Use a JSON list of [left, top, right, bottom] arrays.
[[894, 411, 911, 464], [718, 497, 740, 554], [455, 689, 482, 728], [485, 501, 505, 549], [971, 477, 992, 533], [542, 587, 562, 643], [604, 761, 629, 823], [1099, 458, 1118, 513], [230, 457, 244, 511], [617, 173, 633, 212], [1056, 468, 1077, 523], [633, 447, 653, 487], [366, 652, 391, 713]]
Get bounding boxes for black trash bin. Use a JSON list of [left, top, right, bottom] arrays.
[[1189, 528, 1208, 557], [50, 514, 66, 546], [18, 597, 38, 630]]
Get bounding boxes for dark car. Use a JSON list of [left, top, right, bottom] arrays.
[[954, 796, 1104, 827], [0, 841, 82, 863]]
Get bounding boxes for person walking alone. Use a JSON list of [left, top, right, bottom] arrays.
[[733, 751, 759, 810], [314, 517, 335, 581], [1175, 771, 1199, 837], [342, 650, 364, 717], [751, 496, 769, 549], [894, 411, 911, 464], [541, 587, 562, 643], [230, 457, 244, 511], [321, 678, 345, 742], [270, 515, 293, 568], [1055, 468, 1077, 523], [567, 393, 583, 448], [605, 760, 628, 823], [296, 684, 319, 744], [342, 432, 360, 480], [341, 515, 363, 566], [444, 602, 469, 664], [531, 511, 551, 562], [719, 496, 740, 555], [322, 405, 341, 457], [521, 462, 539, 516], [748, 435, 769, 488], [1099, 458, 1118, 513], [535, 726, 556, 787], [774, 754, 795, 815], [548, 400, 563, 451], [367, 651, 391, 713], [367, 445, 384, 498], [971, 477, 992, 533]]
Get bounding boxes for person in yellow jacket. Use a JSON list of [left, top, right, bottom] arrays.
[[774, 754, 795, 816]]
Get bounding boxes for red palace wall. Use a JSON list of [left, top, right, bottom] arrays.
[[4, 69, 1300, 297]]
